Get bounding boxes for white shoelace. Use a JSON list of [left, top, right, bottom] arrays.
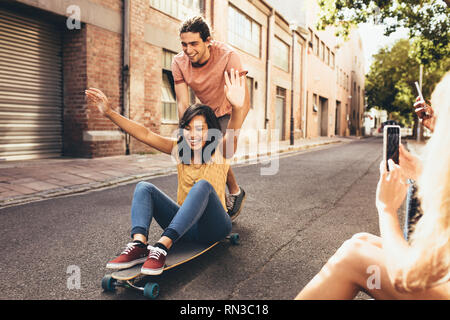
[[226, 194, 236, 210], [147, 246, 167, 259], [121, 242, 137, 255]]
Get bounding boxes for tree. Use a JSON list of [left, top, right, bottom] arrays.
[[366, 38, 450, 127], [317, 0, 450, 66], [365, 39, 416, 126]]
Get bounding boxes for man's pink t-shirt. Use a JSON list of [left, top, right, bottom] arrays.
[[172, 41, 247, 118]]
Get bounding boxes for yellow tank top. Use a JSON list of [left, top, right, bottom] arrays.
[[172, 141, 230, 210]]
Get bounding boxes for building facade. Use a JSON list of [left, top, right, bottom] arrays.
[[268, 0, 366, 138], [0, 0, 363, 161]]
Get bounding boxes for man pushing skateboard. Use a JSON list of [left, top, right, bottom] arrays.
[[172, 16, 250, 220]]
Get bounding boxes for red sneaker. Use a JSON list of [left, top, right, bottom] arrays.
[[141, 246, 167, 275], [106, 242, 149, 269]]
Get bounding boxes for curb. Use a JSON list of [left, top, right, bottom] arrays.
[[0, 139, 344, 209]]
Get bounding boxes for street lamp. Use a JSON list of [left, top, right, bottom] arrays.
[[289, 21, 297, 146]]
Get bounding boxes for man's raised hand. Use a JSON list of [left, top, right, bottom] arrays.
[[224, 69, 246, 109]]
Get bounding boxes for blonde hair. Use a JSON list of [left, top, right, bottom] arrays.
[[400, 71, 450, 292]]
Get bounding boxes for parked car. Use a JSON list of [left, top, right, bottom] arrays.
[[378, 120, 399, 133]]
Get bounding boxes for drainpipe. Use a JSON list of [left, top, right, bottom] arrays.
[[122, 0, 130, 155], [264, 9, 274, 130], [302, 32, 308, 139], [289, 22, 298, 145]]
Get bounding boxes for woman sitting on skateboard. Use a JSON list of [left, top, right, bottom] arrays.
[[85, 69, 249, 275]]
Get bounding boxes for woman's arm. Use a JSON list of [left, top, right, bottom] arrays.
[[85, 88, 175, 155], [376, 160, 413, 288], [220, 69, 249, 158]]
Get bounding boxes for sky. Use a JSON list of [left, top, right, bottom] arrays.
[[358, 23, 410, 74]]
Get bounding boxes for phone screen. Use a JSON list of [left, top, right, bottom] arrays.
[[385, 126, 400, 171]]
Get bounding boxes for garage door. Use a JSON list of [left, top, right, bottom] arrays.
[[0, 9, 62, 161]]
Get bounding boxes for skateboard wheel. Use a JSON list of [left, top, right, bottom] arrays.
[[229, 233, 240, 245], [101, 275, 117, 292], [143, 282, 160, 299]]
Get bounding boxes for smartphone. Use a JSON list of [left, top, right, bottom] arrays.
[[414, 81, 432, 120], [414, 81, 424, 101], [383, 125, 401, 171]]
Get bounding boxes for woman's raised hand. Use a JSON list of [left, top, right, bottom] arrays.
[[85, 88, 111, 116]]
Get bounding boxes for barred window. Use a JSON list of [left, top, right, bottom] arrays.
[[150, 0, 204, 21], [228, 5, 261, 57]]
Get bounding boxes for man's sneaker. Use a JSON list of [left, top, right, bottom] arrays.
[[106, 242, 149, 269], [226, 187, 246, 221], [141, 246, 167, 275]]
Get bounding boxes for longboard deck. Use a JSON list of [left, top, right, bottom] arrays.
[[111, 241, 219, 281]]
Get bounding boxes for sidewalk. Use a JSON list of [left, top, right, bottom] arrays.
[[0, 136, 350, 208]]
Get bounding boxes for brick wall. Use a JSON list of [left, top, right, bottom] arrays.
[[62, 25, 89, 157]]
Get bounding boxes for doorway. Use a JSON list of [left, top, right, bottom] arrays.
[[319, 97, 328, 136], [335, 101, 341, 136], [275, 87, 286, 140]]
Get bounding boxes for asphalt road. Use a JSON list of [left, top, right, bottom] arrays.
[[0, 137, 387, 300]]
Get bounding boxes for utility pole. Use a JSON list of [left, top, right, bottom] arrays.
[[416, 64, 423, 142]]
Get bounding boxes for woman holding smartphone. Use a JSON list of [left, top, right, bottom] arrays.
[[85, 69, 248, 275], [295, 72, 450, 299]]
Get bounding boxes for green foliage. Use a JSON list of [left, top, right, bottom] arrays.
[[365, 38, 450, 125], [317, 0, 450, 66]]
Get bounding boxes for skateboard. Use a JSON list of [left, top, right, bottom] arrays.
[[101, 233, 240, 299]]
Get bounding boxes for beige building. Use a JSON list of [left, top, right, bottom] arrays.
[[268, 0, 366, 138], [0, 0, 364, 161]]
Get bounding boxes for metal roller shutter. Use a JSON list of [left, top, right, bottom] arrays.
[[0, 9, 63, 161]]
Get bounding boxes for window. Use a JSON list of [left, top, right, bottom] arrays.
[[161, 50, 178, 123], [326, 47, 330, 66], [337, 67, 340, 85], [273, 37, 289, 72], [247, 76, 254, 109], [228, 5, 261, 57], [150, 0, 204, 21], [308, 28, 314, 51], [162, 50, 175, 70], [313, 93, 318, 112], [314, 35, 319, 56], [319, 41, 323, 61], [331, 52, 335, 69]]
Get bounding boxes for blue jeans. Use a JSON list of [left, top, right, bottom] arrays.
[[130, 180, 232, 245]]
